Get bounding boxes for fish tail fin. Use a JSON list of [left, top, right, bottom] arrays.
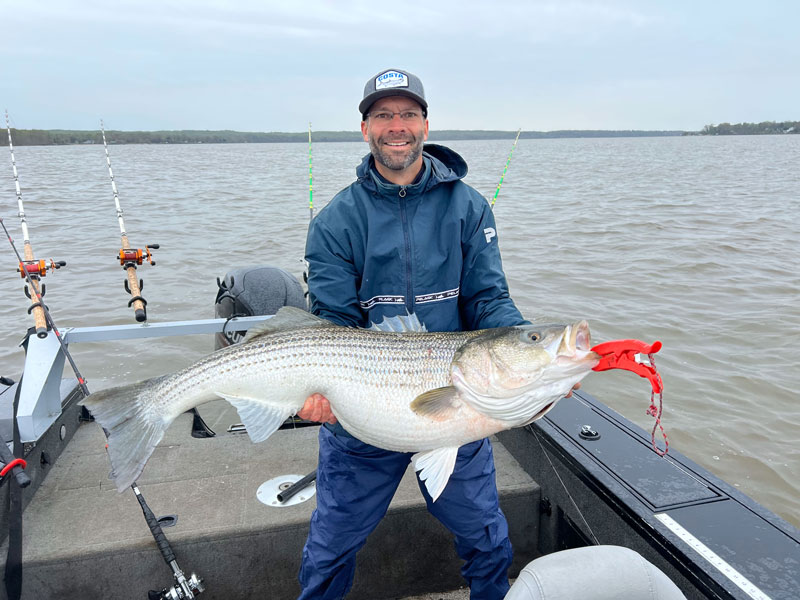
[[80, 376, 170, 492]]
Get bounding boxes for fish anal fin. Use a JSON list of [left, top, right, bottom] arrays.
[[410, 387, 462, 421], [216, 392, 292, 443], [412, 447, 459, 502]]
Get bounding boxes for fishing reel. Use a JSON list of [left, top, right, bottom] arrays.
[[17, 258, 66, 278], [148, 572, 204, 600], [19, 259, 67, 305], [119, 244, 159, 267], [119, 244, 158, 322]]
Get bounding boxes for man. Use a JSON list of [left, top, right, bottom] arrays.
[[297, 68, 528, 600]]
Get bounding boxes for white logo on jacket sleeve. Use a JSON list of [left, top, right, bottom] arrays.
[[484, 227, 496, 243]]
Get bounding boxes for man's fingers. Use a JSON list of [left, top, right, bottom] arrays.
[[297, 395, 321, 420], [316, 397, 338, 424], [313, 397, 328, 422], [297, 394, 337, 424]]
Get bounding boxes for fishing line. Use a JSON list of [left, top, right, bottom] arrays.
[[2, 211, 202, 599], [3, 117, 200, 598], [528, 423, 600, 545], [308, 122, 314, 221], [100, 120, 158, 322], [490, 128, 521, 210], [0, 217, 89, 394], [300, 122, 314, 297], [4, 110, 66, 338]]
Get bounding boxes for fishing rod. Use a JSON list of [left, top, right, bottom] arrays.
[[300, 122, 314, 296], [490, 128, 522, 210], [100, 120, 158, 322], [0, 215, 203, 598], [2, 121, 200, 598], [102, 121, 209, 437], [4, 110, 66, 338], [308, 121, 313, 221]]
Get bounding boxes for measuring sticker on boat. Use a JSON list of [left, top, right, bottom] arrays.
[[376, 71, 408, 89], [654, 513, 772, 600]]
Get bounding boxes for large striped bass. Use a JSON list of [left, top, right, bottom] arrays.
[[81, 307, 600, 501]]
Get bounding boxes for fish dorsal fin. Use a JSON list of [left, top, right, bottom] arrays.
[[410, 387, 462, 421], [216, 392, 293, 443], [412, 446, 459, 502], [370, 312, 427, 333], [244, 306, 334, 342]]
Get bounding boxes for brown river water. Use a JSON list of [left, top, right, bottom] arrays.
[[1, 135, 798, 527]]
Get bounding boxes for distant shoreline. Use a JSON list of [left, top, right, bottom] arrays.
[[3, 129, 686, 146], [2, 122, 797, 146]]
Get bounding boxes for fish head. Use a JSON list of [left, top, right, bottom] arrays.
[[450, 321, 600, 425]]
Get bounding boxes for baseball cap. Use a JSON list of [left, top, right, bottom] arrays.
[[359, 68, 428, 118]]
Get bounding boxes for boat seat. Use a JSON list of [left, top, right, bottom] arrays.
[[505, 545, 687, 600], [213, 265, 306, 348]]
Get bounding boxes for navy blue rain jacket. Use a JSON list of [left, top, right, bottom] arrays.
[[305, 143, 526, 332]]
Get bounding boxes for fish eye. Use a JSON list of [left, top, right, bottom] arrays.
[[527, 331, 540, 342]]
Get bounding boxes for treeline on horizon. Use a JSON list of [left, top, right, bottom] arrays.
[[1, 121, 796, 146], [699, 121, 799, 135], [2, 128, 686, 146]]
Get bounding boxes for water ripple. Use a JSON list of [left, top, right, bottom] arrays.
[[1, 135, 798, 527]]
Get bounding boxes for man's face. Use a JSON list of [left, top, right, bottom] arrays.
[[361, 97, 429, 176]]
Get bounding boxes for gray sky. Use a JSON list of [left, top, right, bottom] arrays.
[[1, 0, 797, 132]]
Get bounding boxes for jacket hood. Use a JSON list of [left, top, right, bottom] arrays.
[[355, 143, 468, 193]]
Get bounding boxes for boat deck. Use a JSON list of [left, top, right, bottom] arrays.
[[5, 398, 539, 599]]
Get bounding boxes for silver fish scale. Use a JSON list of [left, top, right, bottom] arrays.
[[150, 325, 497, 450]]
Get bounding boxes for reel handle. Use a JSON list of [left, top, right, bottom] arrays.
[[120, 234, 148, 321]]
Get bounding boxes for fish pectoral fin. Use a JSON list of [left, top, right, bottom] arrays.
[[411, 446, 459, 502], [216, 393, 292, 443], [410, 387, 461, 421]]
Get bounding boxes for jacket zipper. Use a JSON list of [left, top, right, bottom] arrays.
[[399, 187, 413, 314]]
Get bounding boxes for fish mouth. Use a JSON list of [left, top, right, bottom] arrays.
[[575, 321, 591, 351], [557, 320, 600, 365]]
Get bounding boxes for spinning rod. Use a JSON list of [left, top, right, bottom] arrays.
[[490, 128, 522, 210], [308, 122, 314, 221], [4, 110, 66, 337], [100, 120, 159, 322]]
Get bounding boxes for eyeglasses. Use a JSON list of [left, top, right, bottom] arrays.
[[368, 110, 424, 123]]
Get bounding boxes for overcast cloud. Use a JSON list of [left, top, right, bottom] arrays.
[[1, 0, 797, 132]]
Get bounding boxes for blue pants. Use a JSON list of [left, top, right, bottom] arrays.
[[297, 425, 513, 600]]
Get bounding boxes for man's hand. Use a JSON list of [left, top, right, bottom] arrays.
[[565, 383, 581, 398], [298, 393, 338, 425]]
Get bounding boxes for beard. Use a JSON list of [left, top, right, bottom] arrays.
[[367, 131, 424, 171]]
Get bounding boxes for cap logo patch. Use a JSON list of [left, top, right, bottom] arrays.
[[375, 71, 409, 90]]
